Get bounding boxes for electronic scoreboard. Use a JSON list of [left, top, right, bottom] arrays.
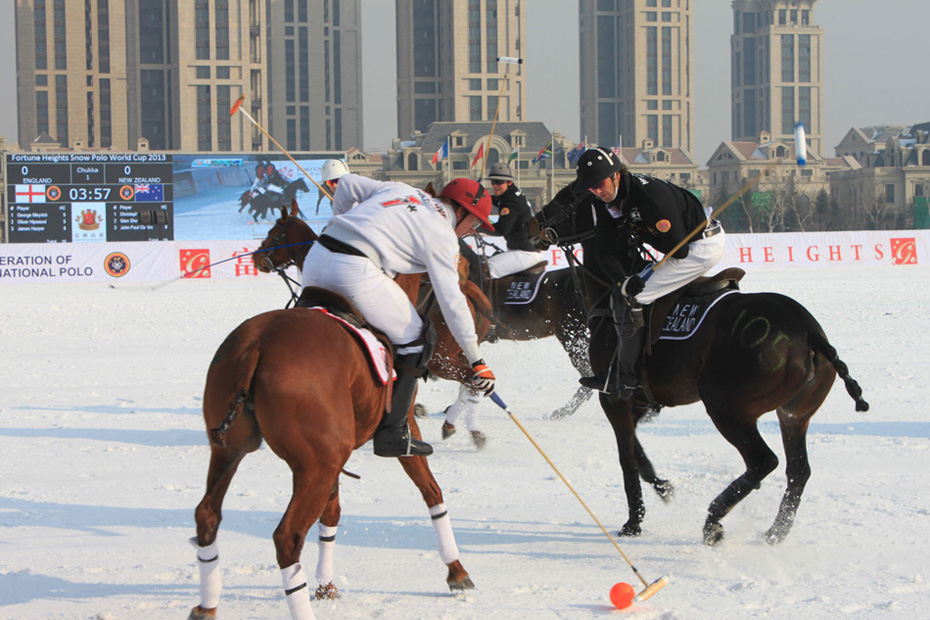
[[5, 153, 174, 243]]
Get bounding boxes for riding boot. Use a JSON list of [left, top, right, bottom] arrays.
[[579, 301, 644, 400], [373, 319, 436, 458]]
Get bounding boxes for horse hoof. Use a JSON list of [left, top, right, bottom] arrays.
[[414, 403, 428, 419], [448, 576, 476, 591], [315, 582, 341, 600], [618, 522, 642, 538], [703, 522, 724, 546], [470, 431, 487, 450], [654, 479, 674, 502], [442, 422, 456, 439], [188, 606, 216, 620]]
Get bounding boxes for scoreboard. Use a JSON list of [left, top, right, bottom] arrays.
[[5, 153, 174, 243]]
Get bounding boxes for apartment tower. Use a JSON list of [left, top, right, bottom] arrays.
[[395, 0, 526, 139], [731, 0, 823, 156], [15, 0, 361, 152], [579, 0, 694, 155]]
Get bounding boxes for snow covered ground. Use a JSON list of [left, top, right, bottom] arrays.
[[1, 265, 928, 619]]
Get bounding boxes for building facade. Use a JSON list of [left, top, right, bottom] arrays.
[[395, 0, 526, 140], [579, 0, 695, 156], [14, 0, 361, 153], [730, 0, 823, 157], [266, 0, 363, 152]]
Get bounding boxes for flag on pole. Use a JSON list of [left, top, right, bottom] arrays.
[[612, 145, 623, 156], [533, 139, 553, 163], [567, 142, 586, 166], [507, 144, 519, 164], [470, 142, 485, 169], [431, 139, 449, 165]]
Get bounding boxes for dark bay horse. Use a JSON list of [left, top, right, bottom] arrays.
[[534, 197, 869, 545], [458, 240, 594, 418], [190, 277, 475, 620]]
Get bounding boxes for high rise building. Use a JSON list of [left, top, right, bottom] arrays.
[[266, 0, 363, 151], [730, 0, 823, 157], [579, 0, 694, 155], [395, 0, 525, 140], [14, 0, 361, 152]]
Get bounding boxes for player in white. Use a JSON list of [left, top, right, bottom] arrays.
[[315, 159, 350, 215], [302, 176, 498, 457]]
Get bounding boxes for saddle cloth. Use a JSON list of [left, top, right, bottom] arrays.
[[502, 264, 549, 305], [305, 306, 394, 384], [657, 289, 739, 341]]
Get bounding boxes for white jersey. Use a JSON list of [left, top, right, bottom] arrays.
[[320, 176, 481, 363]]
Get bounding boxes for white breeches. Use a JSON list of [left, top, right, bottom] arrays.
[[636, 231, 727, 305], [487, 250, 545, 279], [302, 244, 424, 353]]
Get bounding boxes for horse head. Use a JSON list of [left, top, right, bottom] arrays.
[[253, 200, 318, 273]]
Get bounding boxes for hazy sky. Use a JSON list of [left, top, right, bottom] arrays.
[[2, 0, 928, 165]]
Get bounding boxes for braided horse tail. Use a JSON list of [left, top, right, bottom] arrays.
[[809, 332, 870, 412]]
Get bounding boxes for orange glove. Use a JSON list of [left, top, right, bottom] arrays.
[[470, 359, 496, 396]]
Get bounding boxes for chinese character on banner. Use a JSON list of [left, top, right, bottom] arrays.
[[234, 248, 260, 277], [180, 249, 211, 278], [890, 238, 918, 265]]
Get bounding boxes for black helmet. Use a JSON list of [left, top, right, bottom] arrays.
[[575, 147, 622, 189]]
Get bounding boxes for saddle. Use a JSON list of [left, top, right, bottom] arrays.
[[646, 268, 746, 346], [296, 287, 396, 386]]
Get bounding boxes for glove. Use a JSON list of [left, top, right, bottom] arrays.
[[620, 274, 645, 298], [470, 359, 496, 396]]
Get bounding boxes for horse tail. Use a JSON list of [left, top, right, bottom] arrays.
[[809, 332, 870, 412], [209, 342, 262, 447]]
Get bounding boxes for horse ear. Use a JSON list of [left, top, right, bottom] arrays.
[[424, 182, 437, 197], [279, 205, 288, 221], [290, 199, 299, 218]]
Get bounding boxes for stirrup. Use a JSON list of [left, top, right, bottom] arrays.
[[373, 423, 433, 457], [578, 375, 638, 400]]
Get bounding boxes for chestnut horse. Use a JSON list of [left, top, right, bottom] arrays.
[[190, 265, 475, 620], [534, 196, 869, 545], [254, 204, 591, 419]]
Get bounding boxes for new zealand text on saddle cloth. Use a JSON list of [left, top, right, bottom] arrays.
[[658, 290, 739, 341], [306, 307, 394, 383]]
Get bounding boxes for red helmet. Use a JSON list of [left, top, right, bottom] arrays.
[[439, 178, 494, 232]]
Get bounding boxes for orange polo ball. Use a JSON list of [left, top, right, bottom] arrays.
[[609, 582, 635, 609]]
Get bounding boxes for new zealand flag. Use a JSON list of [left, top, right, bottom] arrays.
[[134, 183, 164, 202]]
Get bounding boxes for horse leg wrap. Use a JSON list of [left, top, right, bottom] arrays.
[[429, 503, 460, 564], [314, 524, 338, 586], [281, 563, 316, 620], [190, 537, 222, 610]]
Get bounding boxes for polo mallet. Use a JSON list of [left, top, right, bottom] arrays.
[[489, 391, 669, 602], [477, 56, 523, 180], [229, 95, 333, 201], [643, 122, 808, 277]]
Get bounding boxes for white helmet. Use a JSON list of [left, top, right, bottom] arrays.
[[321, 159, 349, 183]]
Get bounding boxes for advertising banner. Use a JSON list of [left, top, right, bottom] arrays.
[[1, 230, 926, 285]]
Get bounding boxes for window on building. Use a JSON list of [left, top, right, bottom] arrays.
[[885, 184, 895, 203], [781, 35, 794, 82], [217, 66, 230, 80], [469, 96, 482, 121], [781, 86, 794, 134], [798, 35, 811, 83], [196, 66, 210, 79]]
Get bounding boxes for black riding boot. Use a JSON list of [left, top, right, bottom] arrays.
[[579, 299, 644, 400], [373, 320, 436, 457]]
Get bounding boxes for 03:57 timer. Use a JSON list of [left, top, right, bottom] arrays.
[[67, 186, 112, 201]]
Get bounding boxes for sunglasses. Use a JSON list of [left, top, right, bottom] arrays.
[[489, 179, 508, 185]]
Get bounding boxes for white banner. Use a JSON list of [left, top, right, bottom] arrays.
[[0, 229, 925, 284], [0, 240, 263, 284]]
